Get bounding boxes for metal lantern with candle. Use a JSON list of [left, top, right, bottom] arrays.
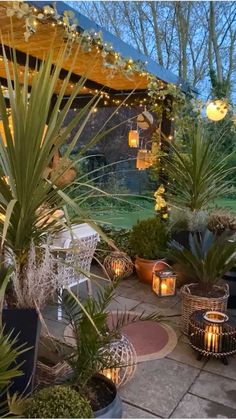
[[101, 335, 137, 387], [189, 310, 236, 364], [104, 251, 133, 280], [136, 149, 153, 170], [128, 129, 139, 148], [152, 266, 177, 297]]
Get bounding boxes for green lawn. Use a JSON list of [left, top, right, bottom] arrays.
[[91, 197, 236, 230], [214, 198, 236, 212]]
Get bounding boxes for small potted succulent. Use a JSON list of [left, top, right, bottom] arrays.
[[129, 217, 169, 284], [168, 229, 236, 334]]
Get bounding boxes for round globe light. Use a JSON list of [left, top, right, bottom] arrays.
[[206, 100, 228, 121]]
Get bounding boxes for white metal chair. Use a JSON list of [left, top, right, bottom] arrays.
[[50, 224, 100, 320]]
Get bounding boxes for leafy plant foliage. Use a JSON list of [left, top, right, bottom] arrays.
[[168, 229, 236, 293], [25, 385, 93, 418], [129, 217, 169, 260]]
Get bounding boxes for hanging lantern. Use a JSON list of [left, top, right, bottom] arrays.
[[128, 129, 139, 148], [137, 111, 153, 130], [136, 149, 153, 170], [152, 269, 177, 297], [101, 335, 137, 388], [206, 100, 228, 121], [104, 251, 133, 280]]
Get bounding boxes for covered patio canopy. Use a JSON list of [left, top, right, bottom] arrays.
[[0, 1, 190, 109]]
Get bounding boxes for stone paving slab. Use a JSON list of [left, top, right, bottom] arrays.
[[167, 336, 207, 369], [190, 371, 236, 409], [171, 393, 236, 418], [108, 295, 140, 312], [119, 358, 199, 418], [122, 402, 158, 418], [133, 301, 181, 317], [203, 355, 236, 381], [117, 284, 181, 307]]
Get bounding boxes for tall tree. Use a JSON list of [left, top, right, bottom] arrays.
[[69, 1, 236, 99]]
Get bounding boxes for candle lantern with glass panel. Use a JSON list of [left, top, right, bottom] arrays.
[[189, 310, 236, 364]]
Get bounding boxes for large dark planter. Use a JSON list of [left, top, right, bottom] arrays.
[[93, 374, 122, 419], [172, 230, 190, 248], [224, 268, 236, 309], [172, 230, 203, 250], [2, 308, 40, 396]]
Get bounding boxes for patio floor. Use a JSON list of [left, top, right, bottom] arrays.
[[43, 269, 236, 419]]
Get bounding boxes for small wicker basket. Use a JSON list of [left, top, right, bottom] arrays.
[[35, 359, 72, 387], [180, 283, 229, 335], [35, 336, 72, 388]]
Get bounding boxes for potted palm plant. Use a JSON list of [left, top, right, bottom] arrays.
[[166, 123, 236, 246], [129, 217, 169, 283], [32, 283, 161, 418], [168, 229, 236, 334]]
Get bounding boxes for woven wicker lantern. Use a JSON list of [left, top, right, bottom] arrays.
[[137, 111, 153, 130], [128, 129, 139, 148], [189, 310, 236, 364], [101, 335, 137, 387], [104, 251, 133, 280], [152, 269, 176, 297], [206, 100, 228, 121]]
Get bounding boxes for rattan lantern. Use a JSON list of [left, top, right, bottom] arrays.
[[136, 149, 153, 170], [128, 129, 139, 148], [137, 111, 153, 130], [152, 269, 176, 297], [189, 310, 236, 364], [101, 335, 137, 387], [206, 100, 228, 121], [104, 251, 133, 280]]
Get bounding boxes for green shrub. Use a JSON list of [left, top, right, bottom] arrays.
[[95, 225, 132, 262], [129, 217, 169, 260], [25, 385, 93, 418]]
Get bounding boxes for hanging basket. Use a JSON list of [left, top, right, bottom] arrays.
[[180, 283, 229, 335]]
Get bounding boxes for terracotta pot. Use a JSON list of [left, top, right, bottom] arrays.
[[135, 257, 168, 284]]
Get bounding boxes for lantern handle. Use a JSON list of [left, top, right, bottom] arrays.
[[152, 259, 172, 273]]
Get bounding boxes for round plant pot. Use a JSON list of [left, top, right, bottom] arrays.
[[93, 374, 122, 418], [61, 372, 122, 419], [180, 282, 229, 335], [135, 257, 167, 284]]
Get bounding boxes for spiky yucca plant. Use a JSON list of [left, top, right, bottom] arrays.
[[165, 123, 235, 211], [0, 45, 127, 305], [169, 229, 236, 294]]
